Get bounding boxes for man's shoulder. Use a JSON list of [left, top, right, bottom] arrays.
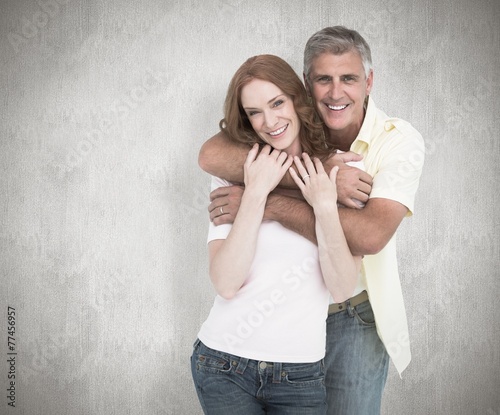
[[371, 106, 423, 147], [365, 99, 421, 141], [386, 115, 419, 133]]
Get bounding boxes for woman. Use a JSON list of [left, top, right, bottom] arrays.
[[191, 54, 361, 414]]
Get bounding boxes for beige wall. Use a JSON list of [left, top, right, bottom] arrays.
[[1, 0, 499, 414]]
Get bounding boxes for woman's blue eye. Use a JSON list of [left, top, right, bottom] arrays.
[[273, 100, 284, 107]]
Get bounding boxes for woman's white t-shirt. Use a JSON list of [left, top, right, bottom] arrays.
[[197, 177, 330, 363]]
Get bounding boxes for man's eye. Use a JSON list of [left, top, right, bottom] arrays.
[[342, 76, 355, 82], [316, 77, 330, 84]]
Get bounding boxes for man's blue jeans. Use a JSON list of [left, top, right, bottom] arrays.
[[325, 299, 389, 415], [191, 339, 327, 414]]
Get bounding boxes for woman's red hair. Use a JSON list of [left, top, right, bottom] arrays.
[[219, 54, 334, 158]]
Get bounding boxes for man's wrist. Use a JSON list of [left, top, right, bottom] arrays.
[[264, 193, 279, 221]]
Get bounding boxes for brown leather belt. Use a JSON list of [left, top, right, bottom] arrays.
[[328, 290, 369, 315]]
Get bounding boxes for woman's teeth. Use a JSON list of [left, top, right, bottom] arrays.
[[269, 125, 288, 136]]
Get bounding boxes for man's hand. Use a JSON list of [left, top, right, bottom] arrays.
[[209, 184, 304, 227], [209, 185, 244, 225], [323, 151, 373, 208]]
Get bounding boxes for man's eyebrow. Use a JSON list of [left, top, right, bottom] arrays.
[[312, 73, 359, 80]]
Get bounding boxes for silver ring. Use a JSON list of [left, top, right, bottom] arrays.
[[302, 174, 310, 180], [220, 206, 224, 215]]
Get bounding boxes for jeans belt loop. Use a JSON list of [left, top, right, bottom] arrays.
[[235, 357, 249, 375], [272, 361, 282, 384], [346, 298, 355, 317]]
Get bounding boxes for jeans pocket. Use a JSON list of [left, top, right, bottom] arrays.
[[284, 361, 325, 387], [195, 344, 233, 375], [353, 301, 376, 326]]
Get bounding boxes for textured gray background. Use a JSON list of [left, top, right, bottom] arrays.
[[0, 0, 499, 414]]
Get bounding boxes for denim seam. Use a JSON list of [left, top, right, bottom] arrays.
[[353, 306, 376, 326]]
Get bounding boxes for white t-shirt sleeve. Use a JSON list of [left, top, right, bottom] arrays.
[[207, 176, 233, 243]]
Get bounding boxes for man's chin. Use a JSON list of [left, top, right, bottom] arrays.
[[319, 109, 343, 125], [323, 118, 345, 132]]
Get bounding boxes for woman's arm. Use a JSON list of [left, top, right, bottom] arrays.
[[290, 154, 361, 303], [208, 144, 293, 300]]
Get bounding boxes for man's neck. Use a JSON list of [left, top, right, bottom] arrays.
[[326, 126, 359, 152], [326, 101, 368, 151]]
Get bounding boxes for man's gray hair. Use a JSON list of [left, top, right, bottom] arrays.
[[304, 26, 372, 80]]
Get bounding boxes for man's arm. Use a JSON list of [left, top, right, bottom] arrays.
[[337, 199, 408, 255], [264, 193, 317, 244], [264, 128, 424, 254], [208, 176, 407, 254], [199, 131, 302, 189], [198, 131, 247, 183], [199, 132, 372, 204], [264, 195, 407, 256]]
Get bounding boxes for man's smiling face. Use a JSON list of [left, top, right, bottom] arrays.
[[306, 50, 373, 144]]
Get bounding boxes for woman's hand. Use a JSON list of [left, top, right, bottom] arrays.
[[289, 153, 338, 210], [244, 144, 293, 198]]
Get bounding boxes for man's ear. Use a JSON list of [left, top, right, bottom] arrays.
[[365, 69, 374, 96], [303, 73, 311, 96]]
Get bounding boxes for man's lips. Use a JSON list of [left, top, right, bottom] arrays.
[[326, 103, 348, 111]]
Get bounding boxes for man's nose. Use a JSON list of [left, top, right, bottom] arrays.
[[328, 80, 343, 100]]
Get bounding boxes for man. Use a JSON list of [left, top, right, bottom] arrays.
[[198, 26, 424, 414]]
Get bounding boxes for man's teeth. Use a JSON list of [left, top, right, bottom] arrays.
[[328, 104, 347, 111], [270, 125, 287, 136]]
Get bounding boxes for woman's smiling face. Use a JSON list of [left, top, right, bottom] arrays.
[[241, 79, 302, 157]]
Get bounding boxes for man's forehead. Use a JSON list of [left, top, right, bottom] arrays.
[[310, 51, 364, 74]]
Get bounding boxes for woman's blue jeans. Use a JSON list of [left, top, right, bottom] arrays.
[[191, 339, 327, 414]]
